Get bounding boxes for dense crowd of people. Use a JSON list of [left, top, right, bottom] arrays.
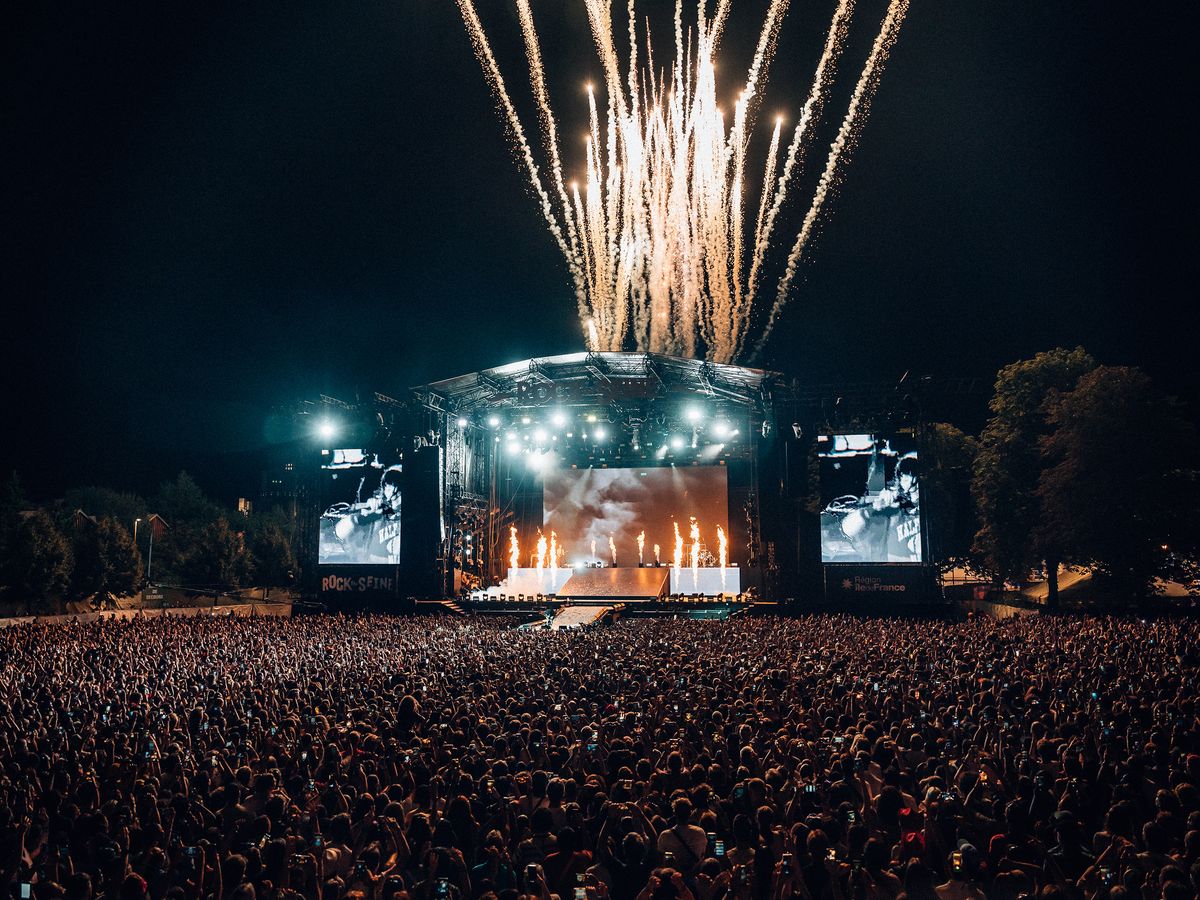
[[1, 612, 1198, 900]]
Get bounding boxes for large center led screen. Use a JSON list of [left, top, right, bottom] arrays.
[[818, 433, 921, 563], [318, 449, 402, 565], [543, 466, 729, 566]]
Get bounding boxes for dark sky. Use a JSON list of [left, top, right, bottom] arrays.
[[7, 1, 1196, 501]]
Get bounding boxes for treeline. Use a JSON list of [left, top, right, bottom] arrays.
[[0, 472, 297, 609], [924, 348, 1198, 604]]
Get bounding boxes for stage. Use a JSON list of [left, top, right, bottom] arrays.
[[469, 564, 743, 604]]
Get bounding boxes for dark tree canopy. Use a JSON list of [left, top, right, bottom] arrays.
[[1038, 366, 1198, 598], [971, 347, 1096, 599]]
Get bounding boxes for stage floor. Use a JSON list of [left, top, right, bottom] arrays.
[[557, 567, 669, 600]]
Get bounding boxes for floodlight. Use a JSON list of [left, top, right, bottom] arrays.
[[316, 420, 338, 441], [685, 406, 703, 422], [456, 416, 469, 428]]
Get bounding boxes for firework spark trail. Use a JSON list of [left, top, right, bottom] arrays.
[[549, 531, 559, 572], [515, 0, 587, 322], [753, 118, 784, 254], [743, 0, 856, 354], [460, 0, 906, 362], [455, 0, 589, 342], [752, 0, 910, 361]]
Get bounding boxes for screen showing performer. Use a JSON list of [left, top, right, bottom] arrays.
[[818, 433, 921, 563], [542, 466, 728, 566], [318, 448, 402, 565]]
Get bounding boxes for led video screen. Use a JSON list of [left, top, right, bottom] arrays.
[[542, 466, 728, 566], [318, 449, 402, 565], [818, 433, 921, 564]]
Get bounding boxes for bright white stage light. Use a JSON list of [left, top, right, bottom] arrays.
[[586, 413, 598, 423], [456, 416, 469, 428], [316, 420, 338, 441], [527, 450, 554, 471], [521, 416, 531, 425], [593, 427, 606, 441], [712, 421, 730, 438], [505, 442, 521, 456], [551, 411, 567, 427], [670, 435, 686, 450], [533, 428, 548, 443], [685, 406, 703, 422], [487, 415, 501, 428]]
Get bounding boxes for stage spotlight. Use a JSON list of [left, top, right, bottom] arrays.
[[506, 431, 518, 441], [505, 442, 521, 456], [533, 428, 548, 443], [527, 450, 554, 471], [521, 416, 531, 425], [488, 415, 501, 428], [685, 406, 703, 422], [670, 435, 685, 450], [586, 413, 598, 423], [712, 421, 729, 438], [316, 420, 338, 441], [456, 416, 469, 428], [593, 426, 606, 441], [551, 411, 568, 427]]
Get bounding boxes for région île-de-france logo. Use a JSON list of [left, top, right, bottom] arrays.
[[842, 579, 854, 591]]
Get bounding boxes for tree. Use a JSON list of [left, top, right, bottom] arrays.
[[972, 347, 1096, 605], [247, 521, 297, 588], [72, 516, 144, 601], [152, 472, 222, 530], [63, 486, 147, 525], [186, 517, 252, 590], [150, 472, 223, 583], [10, 511, 73, 608], [921, 423, 978, 566], [1038, 366, 1198, 600]]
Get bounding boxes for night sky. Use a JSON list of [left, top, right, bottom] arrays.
[[7, 2, 1195, 501]]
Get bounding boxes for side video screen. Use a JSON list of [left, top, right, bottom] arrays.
[[818, 433, 921, 563], [319, 449, 401, 565]]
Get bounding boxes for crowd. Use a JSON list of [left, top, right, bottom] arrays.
[[1, 612, 1198, 900]]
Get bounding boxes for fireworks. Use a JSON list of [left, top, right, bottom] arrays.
[[509, 526, 520, 571], [456, 0, 909, 362]]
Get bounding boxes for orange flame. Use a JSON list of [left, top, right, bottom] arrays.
[[509, 526, 519, 570], [717, 525, 728, 589], [689, 517, 701, 586], [637, 530, 645, 564]]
